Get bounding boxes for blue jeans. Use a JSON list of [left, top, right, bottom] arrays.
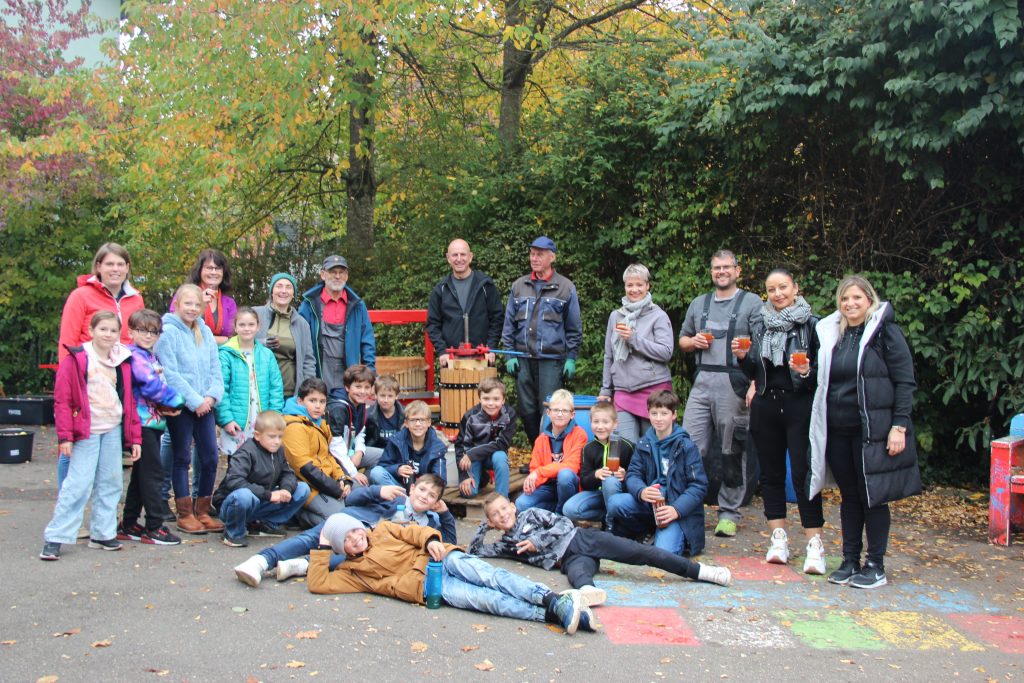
[[166, 409, 218, 497], [562, 477, 623, 528], [514, 469, 579, 515], [57, 455, 70, 490], [44, 431, 123, 544], [441, 551, 547, 622], [220, 483, 311, 539], [606, 492, 689, 554], [258, 520, 345, 570], [369, 466, 402, 487], [159, 430, 201, 500], [464, 451, 510, 497]]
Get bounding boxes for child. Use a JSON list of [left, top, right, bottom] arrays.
[[156, 283, 225, 535], [41, 311, 142, 560], [370, 401, 447, 488], [307, 514, 593, 634], [471, 493, 731, 605], [283, 377, 351, 528], [562, 401, 634, 531], [363, 374, 405, 465], [117, 309, 185, 546], [212, 411, 311, 546], [515, 389, 587, 515], [606, 390, 709, 557], [216, 307, 285, 455], [326, 364, 376, 486], [232, 472, 456, 586], [455, 377, 516, 497]]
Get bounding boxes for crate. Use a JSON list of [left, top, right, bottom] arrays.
[[0, 428, 34, 464], [375, 356, 429, 396], [0, 395, 55, 425]]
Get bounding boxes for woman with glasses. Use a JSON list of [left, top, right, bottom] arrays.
[[178, 249, 237, 345]]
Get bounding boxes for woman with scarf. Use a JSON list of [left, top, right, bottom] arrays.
[[180, 249, 237, 345], [733, 268, 825, 574], [597, 264, 674, 444], [254, 272, 316, 397]]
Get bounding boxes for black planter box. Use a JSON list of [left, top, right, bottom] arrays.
[[0, 428, 33, 463], [0, 395, 55, 425]]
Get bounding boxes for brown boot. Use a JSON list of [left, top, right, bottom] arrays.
[[195, 497, 224, 532], [175, 497, 206, 534]]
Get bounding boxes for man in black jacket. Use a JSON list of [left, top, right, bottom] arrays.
[[426, 239, 504, 367]]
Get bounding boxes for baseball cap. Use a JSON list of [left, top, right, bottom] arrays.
[[321, 255, 348, 270], [530, 236, 556, 253]]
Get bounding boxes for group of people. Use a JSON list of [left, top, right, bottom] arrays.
[[39, 237, 918, 631]]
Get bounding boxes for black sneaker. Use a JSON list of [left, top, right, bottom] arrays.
[[849, 561, 887, 589], [117, 522, 145, 542], [142, 526, 182, 546], [40, 542, 61, 561], [88, 538, 123, 551], [248, 521, 286, 538], [222, 534, 249, 548], [828, 559, 861, 586], [518, 464, 530, 474]]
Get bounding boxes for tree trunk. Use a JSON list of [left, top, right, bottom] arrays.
[[346, 66, 376, 261], [498, 0, 531, 151]]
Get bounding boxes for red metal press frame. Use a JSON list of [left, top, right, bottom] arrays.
[[367, 309, 437, 404]]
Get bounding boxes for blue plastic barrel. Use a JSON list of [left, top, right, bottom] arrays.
[[1011, 413, 1024, 437]]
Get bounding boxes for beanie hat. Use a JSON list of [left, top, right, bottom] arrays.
[[268, 272, 299, 299], [322, 513, 366, 556]]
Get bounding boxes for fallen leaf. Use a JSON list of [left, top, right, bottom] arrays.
[[53, 628, 80, 638], [471, 624, 489, 633], [143, 668, 169, 676], [474, 660, 495, 672], [295, 631, 319, 640], [410, 641, 428, 653], [461, 645, 479, 652], [1, 640, 15, 645], [286, 661, 305, 669], [232, 606, 248, 614], [91, 640, 112, 648], [144, 604, 154, 610], [546, 624, 565, 634], [245, 677, 260, 683], [36, 677, 59, 683], [645, 569, 666, 579]]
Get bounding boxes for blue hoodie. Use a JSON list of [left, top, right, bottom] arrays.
[[282, 396, 322, 425]]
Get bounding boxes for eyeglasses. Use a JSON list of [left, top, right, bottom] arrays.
[[548, 408, 574, 416], [130, 328, 161, 336], [202, 264, 223, 272], [407, 418, 431, 424], [711, 265, 737, 272]]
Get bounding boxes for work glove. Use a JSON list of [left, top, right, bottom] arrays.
[[505, 357, 520, 377], [562, 358, 576, 380]]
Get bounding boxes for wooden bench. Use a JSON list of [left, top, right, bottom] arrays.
[[443, 471, 527, 521]]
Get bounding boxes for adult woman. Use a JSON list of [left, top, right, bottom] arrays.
[[733, 269, 824, 574], [808, 275, 920, 589], [185, 249, 237, 344], [598, 264, 674, 443], [58, 243, 144, 361], [254, 272, 316, 397]]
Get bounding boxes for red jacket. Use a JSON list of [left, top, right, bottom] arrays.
[[528, 424, 588, 486], [54, 345, 142, 448], [58, 275, 145, 361]]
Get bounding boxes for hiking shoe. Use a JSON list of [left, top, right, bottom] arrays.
[[803, 535, 826, 575], [828, 559, 861, 586], [697, 563, 733, 587], [714, 519, 737, 537], [234, 555, 270, 587], [117, 522, 146, 542], [40, 542, 61, 561], [849, 561, 887, 589], [142, 526, 182, 546], [765, 528, 789, 564], [276, 558, 310, 581], [548, 591, 582, 635], [248, 521, 286, 538], [222, 533, 249, 548], [578, 606, 598, 632], [88, 538, 123, 551]]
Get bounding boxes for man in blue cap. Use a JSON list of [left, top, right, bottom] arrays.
[[500, 236, 582, 446]]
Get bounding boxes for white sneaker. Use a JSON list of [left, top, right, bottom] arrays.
[[570, 585, 607, 607], [276, 557, 309, 581], [234, 555, 269, 587], [765, 528, 789, 564], [697, 563, 732, 587], [803, 535, 826, 575]]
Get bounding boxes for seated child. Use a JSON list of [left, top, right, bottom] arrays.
[[213, 410, 311, 547], [561, 401, 634, 531], [307, 515, 593, 634], [369, 401, 447, 488], [232, 472, 455, 586], [455, 377, 516, 498], [283, 378, 352, 528], [606, 390, 708, 556], [363, 374, 405, 466], [471, 493, 730, 608], [326, 364, 375, 486], [515, 389, 587, 515]]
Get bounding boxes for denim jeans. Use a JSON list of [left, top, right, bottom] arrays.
[[257, 519, 345, 570], [57, 454, 70, 490], [166, 409, 218, 497], [220, 483, 311, 539], [514, 469, 579, 515], [562, 476, 623, 528], [44, 430, 123, 544], [159, 429, 201, 500], [606, 492, 689, 554], [368, 466, 403, 488], [441, 551, 547, 622], [464, 451, 510, 497]]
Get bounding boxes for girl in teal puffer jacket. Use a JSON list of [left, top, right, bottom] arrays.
[[217, 307, 284, 454]]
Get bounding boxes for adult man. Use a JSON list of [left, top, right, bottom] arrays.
[[678, 250, 761, 537], [426, 239, 504, 367], [298, 255, 376, 391], [501, 236, 582, 446]]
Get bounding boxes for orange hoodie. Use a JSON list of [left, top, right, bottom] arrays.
[[58, 275, 144, 361], [528, 424, 588, 486]]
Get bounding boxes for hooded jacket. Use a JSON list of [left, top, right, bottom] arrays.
[[808, 303, 921, 507], [528, 421, 588, 486], [54, 343, 142, 447], [154, 313, 224, 412], [326, 385, 367, 456], [469, 507, 576, 571], [378, 426, 448, 484], [216, 337, 284, 429], [212, 436, 299, 508], [297, 282, 376, 374], [127, 344, 184, 430], [282, 397, 347, 505], [58, 274, 145, 361], [425, 270, 504, 353], [253, 304, 317, 396]]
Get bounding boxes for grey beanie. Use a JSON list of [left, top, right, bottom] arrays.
[[322, 513, 366, 556]]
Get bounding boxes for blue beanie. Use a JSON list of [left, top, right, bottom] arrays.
[[269, 272, 298, 299]]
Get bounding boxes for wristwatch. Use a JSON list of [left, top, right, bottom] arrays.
[[891, 425, 906, 433]]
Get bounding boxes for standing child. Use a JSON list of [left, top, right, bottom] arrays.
[[562, 401, 633, 531], [213, 411, 311, 546], [117, 309, 185, 546], [455, 377, 516, 497], [370, 401, 447, 488], [607, 390, 709, 557], [515, 389, 587, 515], [41, 311, 142, 560], [217, 307, 285, 455], [326, 364, 376, 486], [363, 374, 405, 466], [156, 284, 225, 535]]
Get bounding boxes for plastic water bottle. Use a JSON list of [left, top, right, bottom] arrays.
[[425, 560, 443, 609], [394, 503, 408, 525]]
